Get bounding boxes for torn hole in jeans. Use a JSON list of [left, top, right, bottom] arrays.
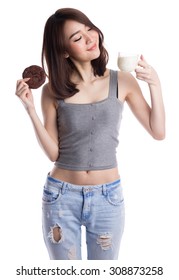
[[96, 233, 112, 250], [48, 224, 64, 244]]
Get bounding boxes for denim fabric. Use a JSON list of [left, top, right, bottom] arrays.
[[42, 175, 125, 260]]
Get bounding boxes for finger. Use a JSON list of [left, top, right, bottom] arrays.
[[140, 54, 148, 64], [137, 55, 151, 69], [16, 78, 31, 87], [135, 66, 152, 77], [23, 77, 31, 82], [16, 79, 30, 92], [135, 68, 148, 74], [138, 59, 148, 68], [136, 73, 150, 80], [136, 72, 152, 82], [16, 84, 29, 97]]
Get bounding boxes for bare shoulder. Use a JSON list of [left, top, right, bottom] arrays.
[[104, 68, 110, 78], [41, 83, 57, 109], [42, 83, 53, 100], [117, 71, 141, 101]]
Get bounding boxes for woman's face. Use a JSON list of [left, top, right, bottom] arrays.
[[63, 20, 100, 63]]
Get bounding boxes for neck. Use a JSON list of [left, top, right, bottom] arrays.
[[70, 60, 96, 83]]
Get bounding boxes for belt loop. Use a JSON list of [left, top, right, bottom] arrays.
[[61, 182, 67, 195], [102, 184, 107, 196]]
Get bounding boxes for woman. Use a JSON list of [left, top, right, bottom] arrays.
[[15, 8, 165, 260]]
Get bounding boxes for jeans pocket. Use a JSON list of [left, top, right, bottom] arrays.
[[42, 183, 62, 204], [106, 185, 124, 206]]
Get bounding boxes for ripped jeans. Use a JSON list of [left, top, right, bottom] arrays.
[[42, 175, 125, 260]]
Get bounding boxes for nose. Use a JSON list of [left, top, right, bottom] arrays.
[[85, 33, 93, 44]]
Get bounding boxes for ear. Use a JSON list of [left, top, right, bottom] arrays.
[[64, 52, 69, 58]]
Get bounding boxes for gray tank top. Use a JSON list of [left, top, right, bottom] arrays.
[[55, 69, 124, 170]]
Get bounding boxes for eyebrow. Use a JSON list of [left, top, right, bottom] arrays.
[[69, 30, 81, 40]]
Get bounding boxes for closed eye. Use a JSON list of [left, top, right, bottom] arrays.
[[74, 36, 82, 42]]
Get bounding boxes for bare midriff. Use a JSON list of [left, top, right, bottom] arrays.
[[50, 166, 120, 185]]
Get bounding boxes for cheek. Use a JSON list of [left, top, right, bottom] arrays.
[[68, 44, 84, 57], [92, 30, 99, 41]]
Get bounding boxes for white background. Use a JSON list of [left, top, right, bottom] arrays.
[[1, 0, 179, 279]]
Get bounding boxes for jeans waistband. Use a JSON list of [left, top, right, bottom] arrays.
[[46, 174, 121, 194]]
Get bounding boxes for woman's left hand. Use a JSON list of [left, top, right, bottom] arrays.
[[135, 55, 160, 87]]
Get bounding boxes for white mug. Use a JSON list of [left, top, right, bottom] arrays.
[[117, 52, 139, 72]]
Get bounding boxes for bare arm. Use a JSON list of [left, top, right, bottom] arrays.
[[119, 55, 165, 140], [15, 79, 59, 161]]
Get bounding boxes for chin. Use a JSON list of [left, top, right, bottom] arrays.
[[90, 49, 100, 60]]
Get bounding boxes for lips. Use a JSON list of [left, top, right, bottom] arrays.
[[88, 43, 97, 51]]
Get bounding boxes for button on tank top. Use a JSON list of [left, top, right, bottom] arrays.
[[55, 70, 124, 171]]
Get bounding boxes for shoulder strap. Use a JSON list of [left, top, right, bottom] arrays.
[[108, 70, 118, 98]]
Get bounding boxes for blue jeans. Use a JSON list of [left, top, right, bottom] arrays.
[[42, 175, 125, 260]]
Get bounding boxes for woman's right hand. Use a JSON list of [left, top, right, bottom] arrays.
[[15, 78, 35, 112]]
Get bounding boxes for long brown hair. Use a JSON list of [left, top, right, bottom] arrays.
[[41, 8, 109, 100]]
